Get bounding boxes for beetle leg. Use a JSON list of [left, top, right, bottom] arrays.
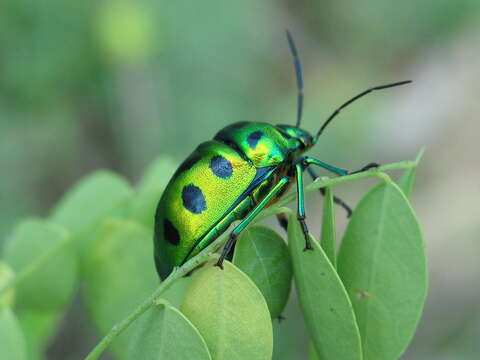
[[304, 156, 380, 176], [276, 213, 289, 233], [215, 176, 291, 269], [216, 233, 238, 269], [295, 163, 312, 251], [303, 157, 348, 176], [306, 167, 353, 217], [349, 162, 380, 174]]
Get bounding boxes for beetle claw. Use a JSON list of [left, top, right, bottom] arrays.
[[303, 237, 313, 251], [215, 261, 224, 270]]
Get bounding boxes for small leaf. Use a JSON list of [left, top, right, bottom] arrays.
[[0, 307, 27, 360], [0, 262, 15, 308], [137, 157, 177, 191], [320, 186, 337, 267], [397, 169, 415, 198], [337, 181, 427, 360], [129, 156, 176, 228], [128, 302, 211, 360], [397, 148, 424, 197], [181, 260, 273, 360], [288, 217, 362, 360], [50, 170, 133, 234], [17, 309, 60, 360], [233, 225, 292, 318], [3, 219, 78, 311], [83, 219, 159, 358]]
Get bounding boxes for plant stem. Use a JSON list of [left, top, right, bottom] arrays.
[[82, 153, 422, 360], [83, 242, 221, 360]]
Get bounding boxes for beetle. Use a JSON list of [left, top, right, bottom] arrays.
[[153, 31, 411, 279]]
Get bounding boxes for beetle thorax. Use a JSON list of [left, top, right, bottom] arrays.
[[213, 122, 301, 168]]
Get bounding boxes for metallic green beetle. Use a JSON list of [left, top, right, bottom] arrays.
[[153, 31, 411, 279]]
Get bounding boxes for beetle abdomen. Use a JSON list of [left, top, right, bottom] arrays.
[[154, 140, 257, 278]]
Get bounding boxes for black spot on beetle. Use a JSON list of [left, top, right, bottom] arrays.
[[247, 131, 263, 149], [173, 154, 202, 178], [163, 219, 180, 245], [182, 184, 207, 214], [209, 156, 233, 179]]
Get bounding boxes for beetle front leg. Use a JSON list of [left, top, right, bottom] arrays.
[[303, 156, 379, 176], [303, 157, 348, 176], [295, 163, 312, 251], [349, 162, 379, 174], [306, 167, 353, 217], [215, 177, 291, 270]]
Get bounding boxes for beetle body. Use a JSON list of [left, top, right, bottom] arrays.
[[154, 122, 314, 279]]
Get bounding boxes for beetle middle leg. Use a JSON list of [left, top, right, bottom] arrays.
[[276, 213, 289, 233], [277, 162, 334, 251], [216, 177, 291, 269], [295, 163, 312, 251]]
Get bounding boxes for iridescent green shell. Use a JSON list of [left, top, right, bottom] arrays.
[[154, 121, 312, 279], [214, 122, 298, 167], [154, 140, 259, 278]]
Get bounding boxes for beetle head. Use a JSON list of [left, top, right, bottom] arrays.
[[275, 124, 316, 152]]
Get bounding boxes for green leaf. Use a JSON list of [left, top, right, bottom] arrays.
[[0, 262, 15, 308], [50, 170, 133, 234], [320, 186, 337, 267], [288, 217, 362, 360], [137, 157, 177, 191], [397, 168, 415, 198], [129, 156, 176, 228], [397, 148, 424, 197], [181, 259, 273, 360], [83, 219, 159, 358], [309, 341, 320, 360], [3, 219, 78, 311], [0, 307, 27, 360], [127, 302, 211, 360], [159, 276, 192, 308], [337, 181, 427, 360], [232, 225, 292, 319], [17, 309, 60, 360]]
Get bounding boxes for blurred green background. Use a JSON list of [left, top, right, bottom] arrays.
[[1, 0, 480, 359]]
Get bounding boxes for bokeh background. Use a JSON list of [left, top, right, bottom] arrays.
[[1, 0, 480, 359]]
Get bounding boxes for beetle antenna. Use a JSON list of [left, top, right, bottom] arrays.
[[286, 30, 304, 128], [316, 80, 412, 139]]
